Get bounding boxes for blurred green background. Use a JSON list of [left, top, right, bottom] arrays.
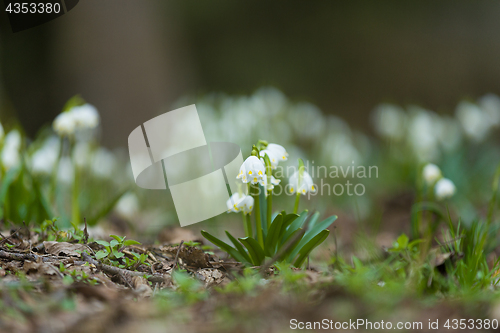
[[1, 0, 500, 147]]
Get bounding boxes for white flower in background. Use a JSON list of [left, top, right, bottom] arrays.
[[434, 178, 456, 201], [478, 94, 500, 127], [372, 104, 407, 140], [237, 156, 266, 184], [57, 157, 74, 184], [422, 163, 441, 185], [226, 192, 254, 214], [455, 101, 491, 142], [289, 168, 316, 195], [91, 148, 116, 178], [1, 130, 22, 170], [31, 137, 60, 175], [73, 141, 92, 168], [53, 111, 76, 136], [288, 103, 326, 140], [115, 192, 140, 219], [436, 116, 462, 152], [407, 108, 440, 161], [53, 103, 100, 137], [72, 104, 100, 129]]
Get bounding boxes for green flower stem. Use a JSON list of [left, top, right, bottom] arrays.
[[264, 154, 273, 231], [251, 185, 264, 248], [293, 193, 300, 214], [243, 212, 252, 238]]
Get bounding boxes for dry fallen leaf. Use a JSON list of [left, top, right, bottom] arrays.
[[43, 241, 89, 257]]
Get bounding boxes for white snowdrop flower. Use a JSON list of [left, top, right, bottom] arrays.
[[237, 156, 266, 184], [456, 101, 491, 142], [226, 192, 254, 215], [57, 157, 74, 184], [372, 104, 407, 140], [422, 163, 441, 185], [91, 148, 116, 178], [478, 94, 500, 127], [31, 138, 60, 175], [289, 168, 316, 195], [264, 144, 288, 162], [1, 130, 22, 170], [434, 178, 456, 201], [115, 192, 140, 219], [53, 111, 77, 136], [72, 104, 100, 129]]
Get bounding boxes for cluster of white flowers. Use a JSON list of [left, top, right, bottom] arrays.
[[227, 192, 254, 215], [53, 104, 100, 136], [187, 87, 368, 169], [422, 163, 456, 201], [1, 130, 22, 170], [373, 94, 500, 162]]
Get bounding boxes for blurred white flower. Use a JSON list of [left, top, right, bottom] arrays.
[[57, 157, 74, 184], [372, 104, 407, 140], [53, 103, 100, 137], [288, 103, 326, 140], [456, 101, 491, 142], [478, 94, 500, 127], [1, 130, 22, 170], [53, 111, 77, 136], [91, 148, 116, 178], [422, 163, 441, 185], [115, 192, 140, 219], [0, 122, 4, 141], [31, 137, 60, 175], [237, 156, 266, 184], [436, 116, 462, 152], [434, 178, 456, 201], [226, 192, 254, 215], [407, 107, 440, 161], [289, 168, 316, 195], [72, 104, 100, 129]]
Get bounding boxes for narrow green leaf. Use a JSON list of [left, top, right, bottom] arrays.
[[225, 231, 252, 263], [306, 212, 321, 231], [264, 213, 284, 257], [110, 235, 125, 243], [259, 184, 267, 236], [201, 230, 251, 265], [287, 215, 337, 261], [282, 210, 308, 242], [238, 237, 265, 265], [293, 229, 330, 267], [277, 228, 304, 261]]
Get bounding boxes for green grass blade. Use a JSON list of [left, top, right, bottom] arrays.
[[287, 214, 336, 262], [201, 230, 251, 265], [238, 236, 265, 265], [225, 231, 252, 263], [282, 210, 308, 242], [306, 211, 321, 231], [264, 213, 284, 257], [293, 229, 330, 267]]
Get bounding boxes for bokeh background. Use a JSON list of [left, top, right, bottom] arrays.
[[2, 0, 500, 147]]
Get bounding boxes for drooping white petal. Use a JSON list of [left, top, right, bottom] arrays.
[[53, 111, 77, 136], [237, 156, 266, 184], [266, 143, 288, 162], [72, 104, 100, 129], [289, 168, 316, 195], [226, 192, 254, 215], [1, 130, 22, 170], [422, 163, 441, 185], [434, 178, 456, 201]]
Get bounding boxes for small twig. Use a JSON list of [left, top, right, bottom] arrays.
[[0, 227, 22, 246], [45, 262, 65, 279], [173, 240, 184, 270], [118, 271, 134, 289], [83, 217, 89, 244]]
